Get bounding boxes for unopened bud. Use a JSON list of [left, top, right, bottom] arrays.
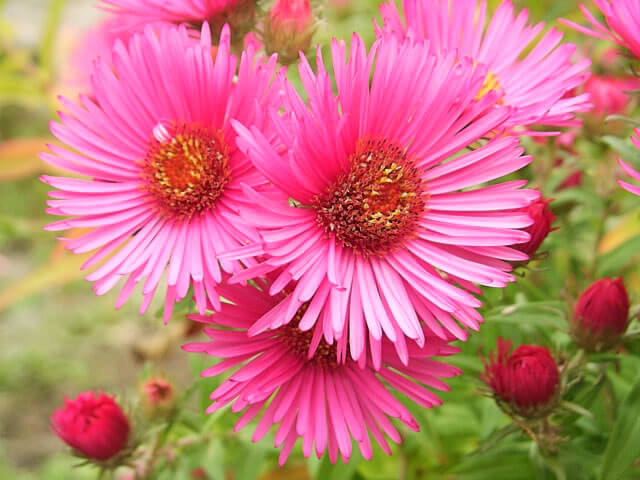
[[51, 391, 130, 461], [140, 377, 176, 418], [481, 339, 560, 418], [264, 0, 315, 64], [513, 196, 556, 259], [571, 277, 630, 351]]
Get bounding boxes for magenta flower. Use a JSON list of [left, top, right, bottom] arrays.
[[379, 0, 591, 130], [224, 34, 538, 362], [100, 0, 243, 25], [184, 278, 461, 465], [561, 1, 640, 59], [618, 130, 640, 196], [40, 24, 280, 322]]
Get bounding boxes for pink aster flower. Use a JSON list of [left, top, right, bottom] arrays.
[[184, 278, 461, 465], [100, 0, 243, 25], [379, 0, 591, 130], [65, 16, 160, 93], [560, 1, 640, 59], [223, 34, 538, 362], [618, 130, 640, 196], [40, 23, 280, 322], [584, 75, 640, 116]]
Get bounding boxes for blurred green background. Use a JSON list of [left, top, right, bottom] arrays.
[[2, 0, 640, 479]]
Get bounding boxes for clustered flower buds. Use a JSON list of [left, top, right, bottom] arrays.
[[51, 391, 130, 461], [514, 195, 557, 259], [263, 0, 315, 64], [481, 338, 560, 418], [571, 277, 630, 351]]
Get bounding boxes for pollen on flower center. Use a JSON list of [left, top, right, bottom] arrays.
[[276, 303, 339, 369], [142, 123, 232, 217], [475, 71, 504, 102], [313, 138, 426, 256]]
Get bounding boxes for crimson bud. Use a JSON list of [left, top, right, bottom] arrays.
[[514, 196, 557, 258], [481, 339, 560, 418], [572, 277, 630, 351], [51, 391, 130, 461]]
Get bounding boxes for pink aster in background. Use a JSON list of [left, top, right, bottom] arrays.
[[100, 0, 244, 25], [618, 130, 640, 196], [223, 33, 538, 363], [40, 23, 280, 322], [379, 0, 592, 130], [561, 1, 640, 59], [583, 75, 640, 116], [64, 16, 158, 94], [184, 278, 461, 465]]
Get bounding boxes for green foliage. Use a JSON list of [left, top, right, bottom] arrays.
[[600, 375, 640, 480]]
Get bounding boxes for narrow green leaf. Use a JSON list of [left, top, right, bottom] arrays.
[[602, 136, 640, 166], [600, 375, 640, 480]]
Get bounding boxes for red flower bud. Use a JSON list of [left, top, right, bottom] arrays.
[[51, 391, 130, 461], [140, 377, 176, 417], [481, 339, 559, 417], [514, 196, 556, 258], [572, 277, 630, 351], [264, 0, 314, 64]]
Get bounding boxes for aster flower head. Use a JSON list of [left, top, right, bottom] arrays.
[[184, 278, 461, 465], [481, 339, 560, 418], [100, 0, 244, 25], [41, 23, 280, 322], [224, 33, 538, 363], [379, 0, 592, 130], [561, 1, 640, 59], [584, 75, 640, 116], [618, 130, 640, 196]]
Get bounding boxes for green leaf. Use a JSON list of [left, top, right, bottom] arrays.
[[484, 301, 567, 329], [599, 375, 640, 480], [234, 446, 266, 480], [602, 136, 640, 167], [597, 233, 640, 277], [451, 445, 536, 480]]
